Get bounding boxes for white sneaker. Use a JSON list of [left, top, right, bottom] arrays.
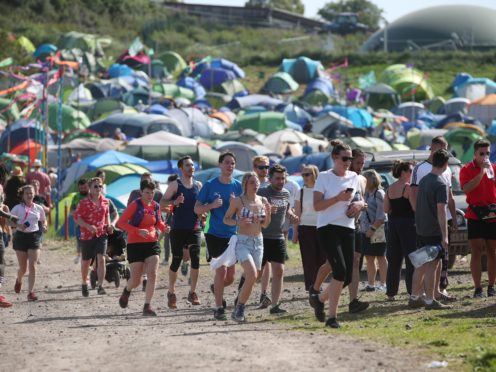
[[73, 256, 81, 264], [377, 284, 387, 292]]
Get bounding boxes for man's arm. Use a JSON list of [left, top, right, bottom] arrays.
[[437, 203, 449, 250], [462, 168, 484, 194], [447, 187, 457, 230], [160, 181, 178, 211]]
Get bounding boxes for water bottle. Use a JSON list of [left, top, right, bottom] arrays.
[[259, 206, 266, 224], [484, 158, 494, 179], [408, 245, 442, 268]]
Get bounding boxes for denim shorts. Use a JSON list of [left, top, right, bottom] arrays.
[[235, 234, 264, 270]]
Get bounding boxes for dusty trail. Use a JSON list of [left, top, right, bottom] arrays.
[[1, 241, 429, 371]]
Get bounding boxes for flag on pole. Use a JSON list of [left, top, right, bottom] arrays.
[[358, 71, 376, 89], [128, 37, 144, 57]]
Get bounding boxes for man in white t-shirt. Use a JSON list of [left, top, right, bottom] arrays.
[[410, 136, 457, 302]]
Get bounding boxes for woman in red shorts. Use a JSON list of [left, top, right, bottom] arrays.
[[117, 179, 168, 316]]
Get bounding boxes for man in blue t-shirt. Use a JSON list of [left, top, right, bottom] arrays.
[[195, 152, 242, 320]]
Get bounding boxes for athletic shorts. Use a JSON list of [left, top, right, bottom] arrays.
[[80, 236, 107, 261], [235, 234, 264, 270], [13, 231, 41, 252], [354, 229, 362, 253], [127, 242, 161, 264], [262, 238, 286, 265], [170, 229, 202, 256], [468, 218, 496, 240], [205, 233, 230, 259], [416, 235, 444, 260]]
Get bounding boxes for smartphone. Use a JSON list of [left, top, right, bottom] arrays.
[[24, 221, 30, 228], [346, 188, 354, 193]]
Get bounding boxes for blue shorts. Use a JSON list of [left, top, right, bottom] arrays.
[[235, 234, 264, 270]]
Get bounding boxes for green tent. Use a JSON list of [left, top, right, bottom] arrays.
[[213, 79, 247, 97], [204, 92, 232, 109], [262, 72, 299, 94], [139, 59, 169, 80], [342, 136, 392, 152], [47, 193, 75, 239], [301, 89, 331, 106], [57, 31, 111, 56], [231, 112, 288, 134], [157, 51, 187, 78], [66, 163, 149, 194], [16, 36, 35, 55], [153, 83, 195, 100], [0, 98, 20, 123], [444, 128, 484, 164], [380, 64, 434, 102], [47, 103, 91, 132]]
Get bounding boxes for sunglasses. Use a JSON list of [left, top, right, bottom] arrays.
[[301, 172, 312, 177], [341, 156, 354, 162], [256, 165, 270, 170], [93, 185, 103, 189], [478, 152, 491, 156]]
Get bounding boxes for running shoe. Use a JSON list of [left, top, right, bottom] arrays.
[[119, 288, 130, 308], [187, 291, 200, 305], [27, 292, 38, 301], [325, 318, 340, 328], [82, 284, 89, 298], [0, 295, 12, 308], [348, 298, 369, 313], [473, 287, 484, 298], [408, 296, 426, 309], [488, 286, 495, 297], [363, 285, 376, 292], [308, 286, 320, 309], [210, 283, 226, 309], [313, 296, 325, 322], [213, 307, 227, 321], [14, 279, 21, 294], [232, 304, 246, 322], [97, 286, 106, 295], [257, 293, 272, 309], [269, 304, 287, 315], [425, 299, 452, 310], [181, 261, 189, 277], [167, 292, 177, 309], [143, 304, 157, 316]]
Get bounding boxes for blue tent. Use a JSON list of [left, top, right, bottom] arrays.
[[450, 73, 472, 93], [280, 56, 324, 84], [304, 77, 334, 97], [455, 77, 496, 98], [108, 63, 134, 78], [434, 113, 482, 129], [33, 43, 57, 59], [191, 58, 245, 79], [177, 77, 206, 98], [0, 119, 48, 153], [319, 106, 373, 128], [145, 104, 169, 115], [227, 94, 283, 111], [280, 152, 333, 175], [277, 103, 312, 128], [199, 68, 237, 90]]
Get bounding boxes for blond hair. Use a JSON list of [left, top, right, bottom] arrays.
[[252, 155, 269, 167], [362, 169, 382, 191]]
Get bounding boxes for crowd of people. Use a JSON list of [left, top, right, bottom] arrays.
[[1, 137, 495, 327]]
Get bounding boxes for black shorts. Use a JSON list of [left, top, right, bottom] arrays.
[[468, 218, 496, 240], [354, 229, 362, 253], [416, 235, 444, 260], [361, 233, 387, 256], [170, 229, 201, 256], [127, 242, 161, 263], [13, 231, 41, 252], [205, 233, 230, 259], [80, 236, 107, 261], [262, 238, 286, 265]]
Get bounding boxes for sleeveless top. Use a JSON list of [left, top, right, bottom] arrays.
[[388, 185, 414, 218], [239, 195, 266, 225], [171, 179, 201, 230]]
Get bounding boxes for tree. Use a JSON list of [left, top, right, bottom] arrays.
[[318, 0, 383, 30], [245, 0, 304, 15]]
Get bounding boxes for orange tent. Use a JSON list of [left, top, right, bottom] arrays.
[[10, 139, 42, 162]]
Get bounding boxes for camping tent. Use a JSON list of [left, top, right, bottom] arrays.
[[468, 94, 496, 126], [342, 136, 392, 152], [157, 51, 187, 78], [280, 152, 333, 174], [0, 119, 47, 154], [263, 129, 328, 156], [262, 72, 299, 94], [455, 78, 496, 100], [227, 95, 283, 111], [319, 106, 373, 128], [380, 64, 434, 101], [440, 97, 470, 115], [176, 77, 206, 99], [231, 112, 296, 134], [153, 83, 196, 101], [48, 103, 91, 132], [212, 79, 248, 97], [280, 56, 324, 84], [214, 142, 279, 171], [364, 83, 401, 110], [444, 127, 484, 163]]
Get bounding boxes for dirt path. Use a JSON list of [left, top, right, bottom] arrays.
[[1, 240, 430, 371]]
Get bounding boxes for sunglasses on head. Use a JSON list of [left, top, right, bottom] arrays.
[[256, 165, 270, 170], [301, 172, 312, 177], [93, 185, 103, 189], [478, 152, 491, 156], [341, 156, 354, 162]]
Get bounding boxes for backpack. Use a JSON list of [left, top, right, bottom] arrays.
[[130, 198, 161, 227]]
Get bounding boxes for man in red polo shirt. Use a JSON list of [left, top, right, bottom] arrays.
[[26, 159, 51, 199], [460, 139, 496, 298]]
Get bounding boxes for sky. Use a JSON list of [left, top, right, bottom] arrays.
[[184, 0, 496, 23]]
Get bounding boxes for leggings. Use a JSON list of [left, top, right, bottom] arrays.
[[386, 217, 416, 297], [317, 224, 355, 288]]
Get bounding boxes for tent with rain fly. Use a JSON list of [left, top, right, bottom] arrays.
[[278, 104, 312, 128], [122, 86, 162, 106], [444, 127, 484, 164], [280, 152, 333, 175], [311, 111, 358, 138], [108, 63, 133, 78], [83, 98, 129, 121], [10, 139, 43, 162], [33, 43, 57, 59], [364, 83, 401, 110], [57, 31, 111, 56], [116, 50, 151, 69], [263, 129, 328, 156], [227, 95, 283, 111], [0, 119, 47, 154], [467, 94, 496, 126], [319, 106, 373, 128], [342, 136, 392, 152], [157, 51, 187, 78], [124, 131, 219, 169], [176, 77, 206, 99], [280, 56, 324, 84], [303, 77, 335, 106], [47, 103, 91, 132], [89, 113, 182, 139], [262, 72, 299, 94], [138, 59, 169, 80], [214, 142, 279, 171], [212, 79, 248, 97], [231, 112, 293, 134], [393, 102, 426, 122], [455, 78, 496, 101], [440, 97, 470, 115], [190, 58, 245, 79], [406, 128, 448, 149], [199, 69, 237, 90], [152, 83, 195, 101], [380, 64, 434, 102]]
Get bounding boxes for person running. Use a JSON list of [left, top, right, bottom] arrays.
[[311, 140, 366, 328], [10, 185, 47, 301], [161, 156, 203, 308], [0, 185, 17, 308], [118, 179, 168, 316], [224, 172, 271, 321], [73, 177, 113, 297], [194, 152, 242, 321], [257, 164, 299, 314], [70, 179, 89, 265], [460, 139, 496, 298], [409, 149, 452, 310]]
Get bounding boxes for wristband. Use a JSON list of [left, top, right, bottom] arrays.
[[370, 226, 376, 231]]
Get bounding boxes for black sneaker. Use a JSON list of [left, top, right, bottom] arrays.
[[97, 286, 106, 295], [119, 288, 130, 308], [231, 304, 246, 322], [313, 297, 325, 322], [269, 304, 287, 314], [210, 283, 226, 308], [325, 317, 340, 328], [348, 298, 369, 314], [214, 307, 227, 321], [308, 286, 320, 309], [257, 293, 272, 309], [474, 287, 484, 298], [143, 304, 157, 316], [82, 284, 89, 297], [488, 286, 495, 297]]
